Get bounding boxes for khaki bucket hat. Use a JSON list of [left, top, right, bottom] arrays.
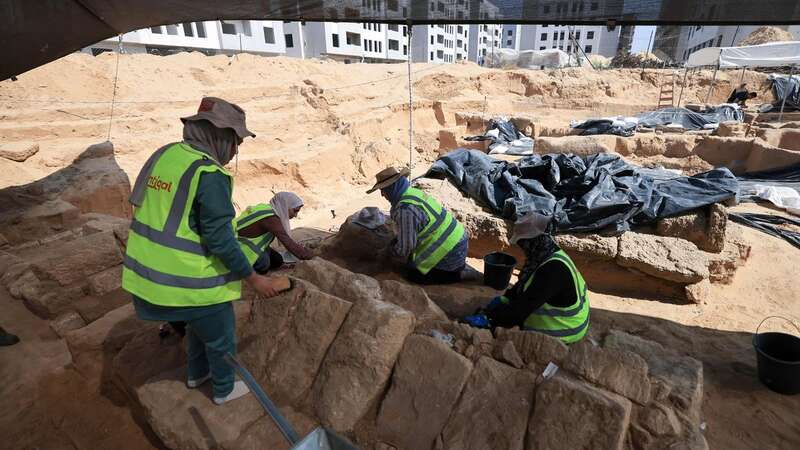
[[181, 97, 256, 139], [366, 167, 411, 193]]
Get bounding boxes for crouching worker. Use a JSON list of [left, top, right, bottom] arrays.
[[236, 192, 314, 274], [368, 167, 469, 285], [463, 215, 590, 344], [122, 97, 285, 405]]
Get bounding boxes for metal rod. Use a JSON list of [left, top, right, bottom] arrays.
[[677, 67, 688, 108], [778, 65, 795, 123], [407, 23, 413, 169], [705, 54, 721, 105], [106, 35, 122, 141], [223, 353, 300, 445]]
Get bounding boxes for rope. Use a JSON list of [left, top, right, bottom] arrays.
[[407, 25, 414, 169], [106, 35, 122, 141]]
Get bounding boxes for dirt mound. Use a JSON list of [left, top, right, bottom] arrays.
[[611, 52, 662, 68], [739, 26, 796, 45]]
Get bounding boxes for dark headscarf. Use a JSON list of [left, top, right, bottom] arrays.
[[382, 176, 410, 206], [516, 234, 560, 288]]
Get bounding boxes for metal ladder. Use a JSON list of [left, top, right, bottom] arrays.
[[657, 71, 676, 109]]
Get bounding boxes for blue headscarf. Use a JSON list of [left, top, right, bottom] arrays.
[[382, 177, 410, 205]]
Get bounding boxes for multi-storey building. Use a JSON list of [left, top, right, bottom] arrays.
[[509, 24, 619, 58], [411, 24, 463, 63], [678, 25, 800, 63], [468, 24, 503, 64]]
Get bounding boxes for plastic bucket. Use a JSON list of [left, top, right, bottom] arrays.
[[483, 252, 517, 290], [752, 316, 800, 395]]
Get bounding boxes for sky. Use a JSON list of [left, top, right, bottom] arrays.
[[631, 26, 656, 53]]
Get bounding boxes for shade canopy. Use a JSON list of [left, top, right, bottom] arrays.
[[686, 41, 800, 68], [3, 0, 800, 80]]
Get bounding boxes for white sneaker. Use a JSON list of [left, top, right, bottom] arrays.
[[213, 380, 250, 405], [186, 373, 212, 388]]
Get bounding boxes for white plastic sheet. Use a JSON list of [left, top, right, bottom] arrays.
[[686, 41, 800, 68], [751, 185, 800, 216]]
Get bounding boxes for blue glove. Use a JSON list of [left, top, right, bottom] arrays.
[[462, 313, 491, 329], [485, 295, 510, 312]]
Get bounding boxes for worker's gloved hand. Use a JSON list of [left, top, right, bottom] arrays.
[[462, 313, 491, 329], [485, 295, 510, 312]]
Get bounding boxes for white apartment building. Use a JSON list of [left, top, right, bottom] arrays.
[[502, 24, 521, 50], [468, 24, 503, 64], [411, 24, 464, 64], [85, 20, 287, 56], [679, 25, 800, 62], [516, 24, 620, 58]]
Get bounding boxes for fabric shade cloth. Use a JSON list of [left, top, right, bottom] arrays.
[[686, 42, 800, 68]]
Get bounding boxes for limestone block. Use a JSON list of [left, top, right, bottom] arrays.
[[50, 311, 87, 337], [30, 231, 123, 286], [493, 339, 525, 369], [440, 357, 536, 450], [379, 280, 448, 324], [495, 327, 569, 366], [423, 284, 500, 319], [0, 142, 39, 162], [293, 257, 382, 303], [535, 135, 616, 156], [527, 374, 632, 450], [555, 233, 619, 260], [112, 326, 186, 403], [20, 199, 81, 230], [314, 298, 415, 432], [616, 233, 709, 284], [639, 403, 682, 437], [563, 340, 651, 405], [88, 265, 123, 296], [376, 335, 473, 450]]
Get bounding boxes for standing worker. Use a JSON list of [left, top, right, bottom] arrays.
[[235, 191, 314, 274], [122, 97, 284, 405], [368, 167, 469, 285], [463, 214, 590, 344]]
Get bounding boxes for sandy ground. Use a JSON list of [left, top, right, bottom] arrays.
[[1, 52, 798, 449]]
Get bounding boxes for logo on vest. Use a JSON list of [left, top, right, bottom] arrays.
[[147, 175, 173, 193]]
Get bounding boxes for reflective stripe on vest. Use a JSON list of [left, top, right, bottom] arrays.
[[121, 142, 242, 306], [398, 187, 466, 275], [521, 250, 590, 344], [234, 204, 276, 265]]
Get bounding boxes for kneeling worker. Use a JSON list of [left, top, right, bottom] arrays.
[[368, 167, 468, 285], [463, 214, 590, 344], [236, 191, 314, 274]]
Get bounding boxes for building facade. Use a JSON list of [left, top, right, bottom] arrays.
[[659, 25, 800, 63], [468, 23, 503, 64], [512, 24, 619, 58]]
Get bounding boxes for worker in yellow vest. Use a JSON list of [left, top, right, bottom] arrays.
[[367, 167, 469, 284], [463, 214, 590, 344], [235, 192, 313, 273], [122, 97, 284, 405]]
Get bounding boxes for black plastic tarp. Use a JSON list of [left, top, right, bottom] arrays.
[[424, 149, 738, 233], [571, 119, 636, 137], [729, 213, 800, 250], [737, 162, 800, 200], [5, 1, 800, 81], [637, 106, 743, 130], [768, 74, 800, 112]]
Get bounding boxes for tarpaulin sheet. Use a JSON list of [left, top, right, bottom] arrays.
[[465, 118, 534, 156], [423, 149, 738, 233], [738, 162, 800, 195], [637, 105, 743, 130], [729, 213, 800, 250], [571, 118, 637, 137], [768, 74, 800, 112], [686, 42, 800, 69]]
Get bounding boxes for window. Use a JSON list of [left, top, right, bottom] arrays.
[[332, 34, 340, 47], [541, 33, 547, 40], [585, 45, 592, 53], [430, 52, 434, 60], [507, 40, 512, 46], [437, 35, 444, 44], [457, 25, 463, 34], [717, 35, 723, 46], [150, 26, 163, 34], [241, 21, 252, 36], [285, 34, 294, 48], [508, 30, 512, 36], [540, 46, 546, 50], [195, 22, 206, 38], [437, 50, 444, 59], [438, 2, 445, 12], [263, 27, 275, 44], [543, 24, 548, 27], [403, 45, 407, 55], [587, 31, 594, 39], [166, 25, 179, 35], [696, 25, 702, 31], [346, 32, 360, 46], [368, 40, 372, 51], [567, 45, 571, 52], [221, 21, 236, 35], [389, 39, 399, 51], [575, 31, 580, 39], [457, 39, 463, 48], [403, 7, 408, 16], [559, 31, 564, 40], [378, 41, 382, 52], [389, 24, 398, 32], [403, 26, 407, 36], [482, 48, 487, 56], [183, 23, 194, 37], [591, 2, 598, 10], [572, 3, 577, 12]]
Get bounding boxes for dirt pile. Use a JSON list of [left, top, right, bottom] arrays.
[[739, 26, 797, 45], [611, 52, 663, 69]]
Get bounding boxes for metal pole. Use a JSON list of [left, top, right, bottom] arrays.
[[705, 52, 722, 104], [677, 67, 688, 108], [407, 23, 413, 168], [778, 65, 795, 123], [730, 25, 740, 46], [739, 67, 746, 84]]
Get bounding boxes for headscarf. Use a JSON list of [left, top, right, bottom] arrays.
[[382, 177, 410, 206], [129, 120, 240, 206], [270, 192, 304, 236], [516, 234, 561, 290]]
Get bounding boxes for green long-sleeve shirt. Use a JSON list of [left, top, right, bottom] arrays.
[[134, 170, 252, 322]]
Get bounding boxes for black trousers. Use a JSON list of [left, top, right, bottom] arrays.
[[405, 266, 462, 285]]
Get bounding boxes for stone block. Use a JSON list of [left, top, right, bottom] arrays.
[[50, 311, 87, 337], [563, 340, 651, 405], [137, 369, 265, 450], [604, 331, 703, 424], [314, 298, 415, 432], [495, 327, 569, 366], [30, 231, 123, 286], [229, 407, 317, 450], [423, 284, 500, 319], [112, 326, 186, 403], [440, 357, 536, 450], [376, 335, 473, 450], [616, 233, 709, 284], [21, 199, 81, 230], [88, 265, 123, 296], [493, 339, 524, 369], [0, 142, 39, 162], [639, 403, 682, 438], [292, 257, 382, 303], [656, 205, 726, 254], [535, 135, 616, 156], [555, 233, 619, 260], [379, 280, 448, 324], [527, 375, 632, 450]]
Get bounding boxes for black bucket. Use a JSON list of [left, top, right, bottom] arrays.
[[752, 316, 800, 395], [483, 252, 517, 290]]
